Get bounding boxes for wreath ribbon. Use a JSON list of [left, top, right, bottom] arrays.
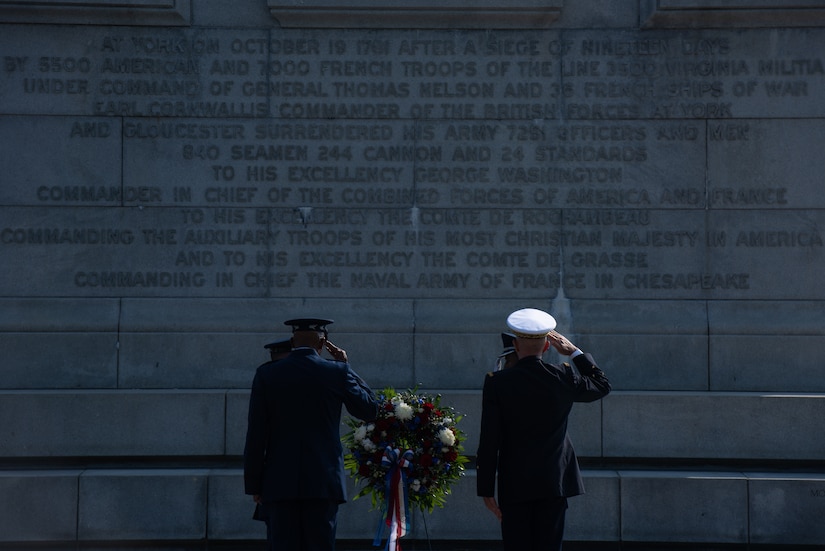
[[373, 447, 414, 550]]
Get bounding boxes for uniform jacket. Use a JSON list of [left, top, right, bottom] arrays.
[[476, 353, 610, 505], [244, 347, 378, 503]]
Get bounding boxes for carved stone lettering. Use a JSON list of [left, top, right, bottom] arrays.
[[1, 27, 824, 301]]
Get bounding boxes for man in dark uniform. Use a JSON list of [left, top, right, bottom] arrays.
[[476, 308, 611, 551], [244, 318, 378, 551]]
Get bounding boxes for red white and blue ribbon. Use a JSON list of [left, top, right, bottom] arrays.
[[373, 447, 414, 551]]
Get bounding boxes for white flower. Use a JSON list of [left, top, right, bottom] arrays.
[[354, 426, 367, 442], [395, 401, 414, 421], [362, 439, 376, 452], [437, 427, 456, 446], [411, 479, 421, 491]]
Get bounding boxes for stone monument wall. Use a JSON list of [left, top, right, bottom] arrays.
[[1, 0, 824, 547]]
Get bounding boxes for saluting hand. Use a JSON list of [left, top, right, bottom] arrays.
[[324, 340, 348, 362], [548, 331, 579, 356]]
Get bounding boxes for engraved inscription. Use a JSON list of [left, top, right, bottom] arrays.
[[2, 28, 825, 119], [1, 27, 824, 300]]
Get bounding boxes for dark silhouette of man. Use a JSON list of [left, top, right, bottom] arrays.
[[477, 308, 611, 551], [245, 318, 378, 550]]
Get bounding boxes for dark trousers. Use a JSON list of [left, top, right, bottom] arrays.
[[500, 497, 568, 551], [264, 499, 339, 551]]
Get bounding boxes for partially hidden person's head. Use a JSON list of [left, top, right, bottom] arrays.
[[284, 318, 333, 351], [264, 338, 292, 361], [505, 308, 556, 358], [496, 332, 518, 370]]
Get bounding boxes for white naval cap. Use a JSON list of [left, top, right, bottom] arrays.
[[506, 308, 557, 339]]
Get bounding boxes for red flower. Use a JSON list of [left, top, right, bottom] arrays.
[[375, 418, 392, 431], [419, 454, 433, 467], [444, 450, 458, 462], [359, 464, 372, 477]]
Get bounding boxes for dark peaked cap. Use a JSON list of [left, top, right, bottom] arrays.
[[284, 318, 334, 334], [498, 332, 516, 358], [264, 338, 292, 353]]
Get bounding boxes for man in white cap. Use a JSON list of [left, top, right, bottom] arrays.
[[476, 308, 611, 551]]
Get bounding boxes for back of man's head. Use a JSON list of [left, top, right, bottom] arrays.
[[292, 330, 325, 350], [515, 336, 549, 358]]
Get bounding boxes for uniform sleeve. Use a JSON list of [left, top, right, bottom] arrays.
[[341, 365, 379, 422], [476, 373, 500, 497], [570, 352, 612, 403]]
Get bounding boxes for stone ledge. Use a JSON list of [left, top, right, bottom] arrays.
[[0, 298, 120, 331], [620, 470, 748, 542], [79, 469, 208, 540], [0, 470, 81, 541], [225, 388, 603, 458], [603, 392, 825, 460], [0, 0, 191, 25], [0, 391, 226, 457], [4, 298, 823, 392], [3, 390, 823, 461], [2, 468, 823, 544], [640, 0, 825, 28], [266, 0, 562, 29]]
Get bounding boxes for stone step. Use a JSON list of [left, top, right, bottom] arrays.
[[1, 468, 823, 546], [2, 390, 824, 462]]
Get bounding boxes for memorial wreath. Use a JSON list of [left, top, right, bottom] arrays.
[[342, 387, 468, 550]]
